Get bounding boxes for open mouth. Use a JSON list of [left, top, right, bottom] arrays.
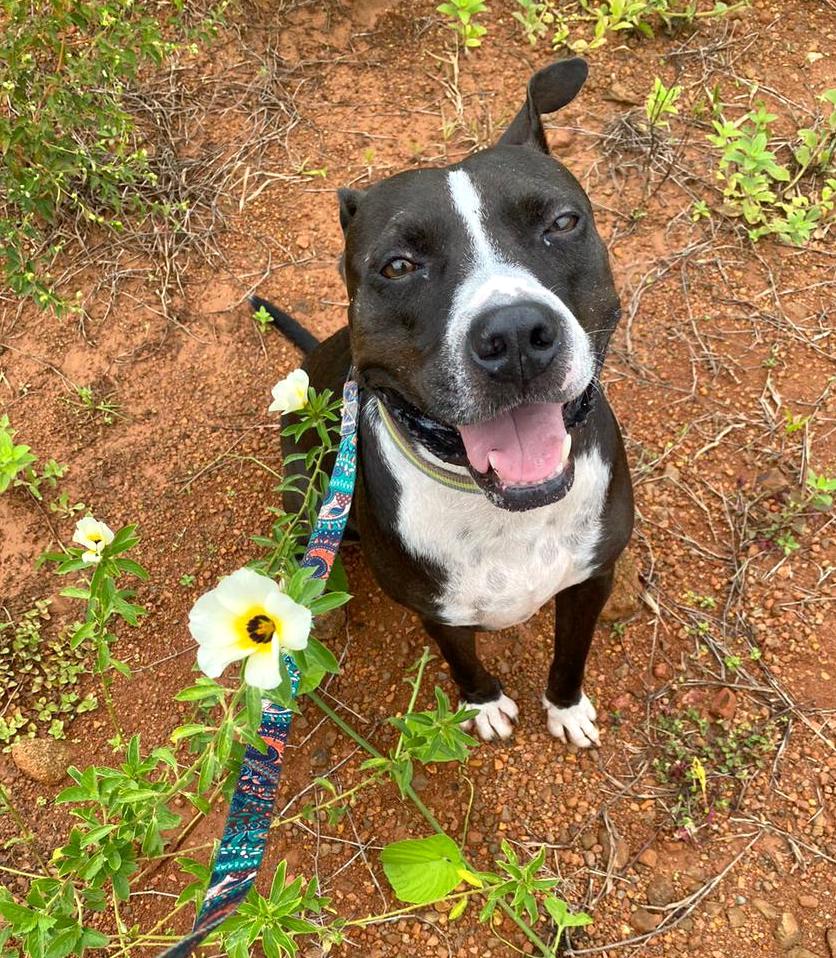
[[376, 386, 596, 512], [457, 403, 575, 511]]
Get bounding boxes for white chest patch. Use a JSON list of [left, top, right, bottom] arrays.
[[372, 410, 611, 630]]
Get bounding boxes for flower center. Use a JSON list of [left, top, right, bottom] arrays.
[[246, 614, 275, 644], [88, 533, 102, 543]]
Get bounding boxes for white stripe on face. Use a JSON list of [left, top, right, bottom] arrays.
[[444, 168, 593, 400]]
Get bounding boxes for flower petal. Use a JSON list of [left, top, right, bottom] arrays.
[[81, 550, 101, 565], [243, 644, 281, 690], [269, 369, 309, 415], [212, 567, 278, 615], [197, 643, 247, 678], [264, 591, 311, 651]]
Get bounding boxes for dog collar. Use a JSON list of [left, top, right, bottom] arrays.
[[375, 398, 481, 494]]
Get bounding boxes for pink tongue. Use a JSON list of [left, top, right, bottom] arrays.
[[458, 403, 568, 487]]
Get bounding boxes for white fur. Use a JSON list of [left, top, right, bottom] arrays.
[[373, 404, 611, 631], [444, 169, 594, 401], [461, 693, 519, 741], [542, 692, 599, 748]]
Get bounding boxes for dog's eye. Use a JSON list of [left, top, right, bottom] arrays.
[[381, 257, 418, 279], [547, 213, 580, 236]]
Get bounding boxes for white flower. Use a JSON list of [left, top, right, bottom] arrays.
[[188, 567, 311, 690], [268, 369, 309, 415], [73, 515, 115, 565]]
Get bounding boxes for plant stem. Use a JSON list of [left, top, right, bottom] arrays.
[[308, 692, 555, 957]]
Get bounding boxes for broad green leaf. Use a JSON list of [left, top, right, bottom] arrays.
[[381, 834, 468, 904]]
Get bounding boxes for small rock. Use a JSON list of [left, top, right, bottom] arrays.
[[11, 738, 72, 785], [709, 688, 738, 721], [758, 467, 789, 496], [663, 463, 681, 482], [727, 907, 747, 929], [603, 81, 642, 105], [798, 895, 818, 909], [775, 912, 801, 949], [547, 129, 575, 151], [786, 949, 821, 958], [601, 549, 641, 623], [580, 830, 597, 850], [599, 828, 630, 869], [630, 908, 662, 933], [827, 928, 836, 958], [411, 772, 429, 792], [637, 848, 658, 868], [754, 899, 780, 921], [313, 606, 347, 643], [646, 876, 676, 907]]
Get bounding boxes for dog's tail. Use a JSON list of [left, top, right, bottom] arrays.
[[249, 295, 319, 355]]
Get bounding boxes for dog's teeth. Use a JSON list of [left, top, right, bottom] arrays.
[[562, 433, 572, 463]]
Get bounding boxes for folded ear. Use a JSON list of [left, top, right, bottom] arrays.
[[498, 58, 589, 152], [338, 187, 366, 233]]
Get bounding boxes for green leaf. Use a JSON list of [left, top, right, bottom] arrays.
[[381, 834, 468, 904]]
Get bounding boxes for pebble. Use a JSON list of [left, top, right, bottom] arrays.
[[727, 907, 746, 929], [630, 908, 662, 933], [754, 898, 780, 921], [646, 876, 676, 907], [798, 895, 818, 909], [10, 738, 73, 785], [786, 950, 821, 958], [775, 912, 801, 949], [709, 688, 737, 721], [637, 848, 658, 868]]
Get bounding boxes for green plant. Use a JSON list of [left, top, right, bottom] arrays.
[[552, 0, 738, 54], [252, 304, 272, 331], [807, 469, 836, 510], [437, 0, 489, 49], [708, 93, 836, 244], [0, 0, 225, 313], [0, 599, 97, 746], [513, 0, 555, 45], [645, 76, 681, 131], [652, 708, 778, 834], [0, 415, 68, 500], [65, 386, 121, 426]]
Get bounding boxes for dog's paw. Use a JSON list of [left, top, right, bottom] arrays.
[[542, 692, 599, 748], [461, 693, 519, 742]]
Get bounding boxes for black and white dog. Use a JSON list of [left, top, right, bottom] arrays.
[[255, 58, 634, 748]]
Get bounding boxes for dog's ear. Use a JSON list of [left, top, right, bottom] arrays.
[[338, 187, 365, 234], [498, 58, 588, 153]]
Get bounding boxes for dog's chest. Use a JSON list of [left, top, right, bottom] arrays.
[[374, 418, 611, 630]]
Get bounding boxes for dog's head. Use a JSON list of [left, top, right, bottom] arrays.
[[339, 58, 619, 511]]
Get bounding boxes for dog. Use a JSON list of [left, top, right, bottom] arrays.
[[253, 58, 634, 748]]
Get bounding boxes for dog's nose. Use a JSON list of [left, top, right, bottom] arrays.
[[467, 303, 560, 385]]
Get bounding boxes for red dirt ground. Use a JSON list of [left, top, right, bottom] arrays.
[[1, 1, 835, 956]]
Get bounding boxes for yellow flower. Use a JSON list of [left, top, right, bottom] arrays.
[[72, 515, 115, 565], [268, 369, 309, 415], [188, 568, 311, 689]]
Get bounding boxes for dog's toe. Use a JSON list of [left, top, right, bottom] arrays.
[[461, 693, 519, 741], [542, 692, 599, 748]]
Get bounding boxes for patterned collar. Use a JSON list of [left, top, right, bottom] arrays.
[[375, 398, 481, 494]]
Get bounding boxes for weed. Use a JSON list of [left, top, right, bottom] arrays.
[[513, 0, 556, 45], [652, 708, 778, 834], [756, 467, 835, 555], [252, 304, 273, 332], [0, 0, 225, 312], [65, 386, 121, 426], [437, 0, 489, 49], [50, 491, 87, 520], [179, 573, 196, 587], [0, 599, 97, 747], [645, 77, 681, 131], [0, 415, 68, 500], [553, 0, 738, 54], [708, 92, 836, 244]]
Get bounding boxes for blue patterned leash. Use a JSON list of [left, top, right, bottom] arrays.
[[160, 379, 359, 957]]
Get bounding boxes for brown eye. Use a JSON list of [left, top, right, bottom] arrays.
[[548, 213, 580, 235], [381, 257, 418, 279]]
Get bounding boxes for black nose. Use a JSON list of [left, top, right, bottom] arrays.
[[467, 303, 560, 385]]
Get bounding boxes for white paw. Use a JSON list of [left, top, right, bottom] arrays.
[[542, 692, 600, 748], [461, 693, 519, 741]]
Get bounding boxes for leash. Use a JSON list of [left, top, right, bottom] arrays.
[[160, 379, 358, 958]]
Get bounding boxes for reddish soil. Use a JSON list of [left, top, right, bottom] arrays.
[[1, 1, 835, 957]]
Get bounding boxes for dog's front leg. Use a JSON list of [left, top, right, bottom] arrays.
[[421, 618, 518, 742], [543, 569, 614, 748]]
